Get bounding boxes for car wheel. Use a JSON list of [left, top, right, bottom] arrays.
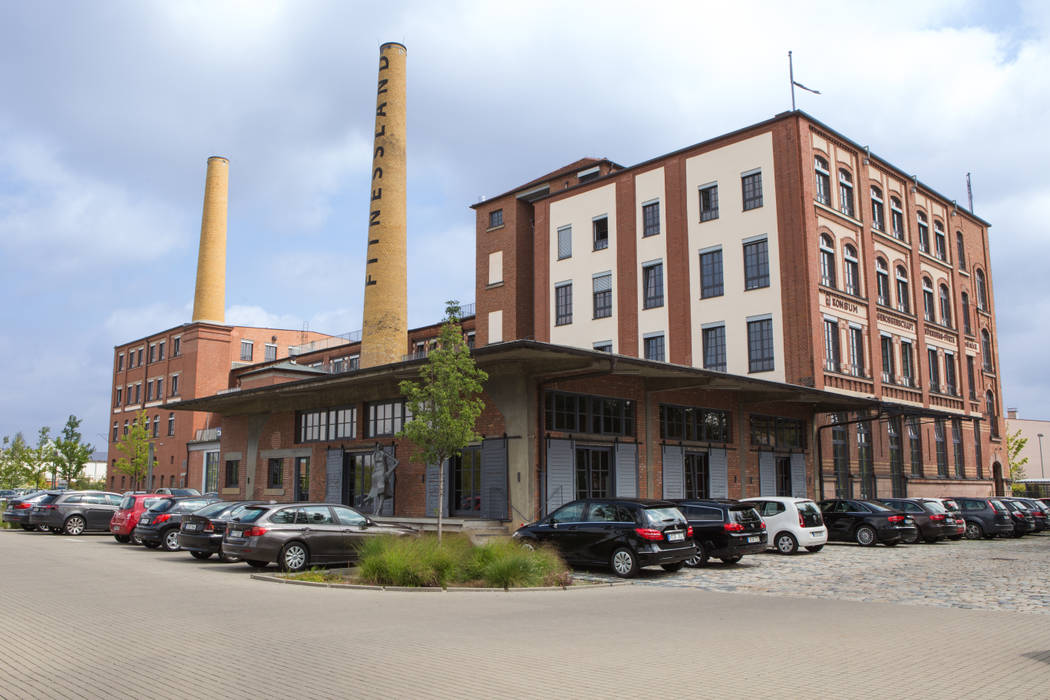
[[661, 561, 685, 572], [63, 515, 86, 536], [190, 550, 212, 560], [518, 539, 536, 551], [685, 542, 708, 568], [280, 542, 310, 572], [855, 525, 877, 546], [964, 521, 983, 540], [142, 540, 161, 549], [218, 547, 241, 563], [162, 529, 181, 552], [246, 560, 270, 569], [805, 545, 824, 553], [774, 532, 798, 555], [131, 534, 143, 545], [610, 547, 638, 578], [20, 524, 35, 531], [720, 555, 743, 565], [37, 524, 51, 532], [113, 534, 130, 543]]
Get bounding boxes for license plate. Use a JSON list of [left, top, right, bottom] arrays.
[[747, 536, 760, 543], [667, 531, 684, 542], [140, 518, 150, 524], [904, 519, 913, 525], [811, 530, 824, 537], [230, 530, 242, 538], [184, 523, 199, 531]]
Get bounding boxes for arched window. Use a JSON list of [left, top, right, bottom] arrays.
[[961, 292, 971, 335], [814, 156, 831, 205], [981, 329, 993, 370], [875, 258, 889, 306], [890, 197, 904, 239], [922, 277, 935, 322], [895, 266, 910, 313], [985, 390, 997, 431], [838, 169, 854, 217], [917, 212, 930, 253], [819, 234, 836, 287], [956, 231, 966, 270], [939, 284, 952, 327], [934, 221, 947, 261], [870, 186, 884, 231], [975, 268, 988, 310], [844, 244, 860, 296]]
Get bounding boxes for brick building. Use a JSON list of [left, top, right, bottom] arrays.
[[473, 110, 1006, 500]]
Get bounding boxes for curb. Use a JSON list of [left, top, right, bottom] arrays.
[[249, 573, 632, 592]]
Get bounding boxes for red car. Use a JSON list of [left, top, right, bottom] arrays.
[[110, 493, 165, 543]]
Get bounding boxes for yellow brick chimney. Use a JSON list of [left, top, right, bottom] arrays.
[[191, 156, 229, 324]]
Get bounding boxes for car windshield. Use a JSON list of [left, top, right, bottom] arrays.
[[37, 493, 60, 505], [172, 499, 213, 514], [940, 499, 960, 511], [171, 489, 201, 496], [643, 507, 686, 526], [235, 507, 268, 523], [990, 499, 1007, 511], [864, 501, 893, 511], [119, 496, 135, 510], [1013, 501, 1030, 511], [195, 502, 233, 518], [796, 501, 820, 516], [148, 499, 176, 513]]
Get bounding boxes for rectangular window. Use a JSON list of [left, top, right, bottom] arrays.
[[267, 458, 284, 489], [152, 416, 159, 438], [642, 201, 660, 237], [133, 384, 140, 404], [367, 401, 408, 438], [823, 319, 840, 372], [240, 340, 253, 362], [544, 391, 635, 437], [172, 337, 181, 357], [112, 423, 118, 441], [296, 407, 358, 443], [575, 447, 611, 500], [832, 420, 849, 497], [557, 225, 572, 260], [935, 419, 948, 477], [225, 460, 239, 487], [747, 318, 774, 373], [702, 325, 726, 372], [642, 262, 664, 308], [167, 412, 175, 436], [944, 352, 957, 396], [149, 344, 156, 363], [592, 216, 608, 251], [555, 282, 573, 325], [881, 335, 895, 384], [158, 341, 165, 361], [900, 341, 914, 387], [967, 356, 976, 399], [115, 387, 122, 406], [146, 382, 154, 402], [136, 348, 143, 366], [699, 249, 723, 298], [849, 326, 864, 377], [908, 417, 923, 477], [488, 209, 503, 228], [488, 251, 503, 285], [684, 453, 710, 499], [265, 344, 277, 362], [743, 239, 769, 290], [974, 420, 983, 478], [660, 404, 731, 443], [952, 418, 964, 478], [117, 354, 124, 371], [593, 341, 612, 353], [644, 333, 665, 362], [170, 374, 180, 396], [928, 348, 940, 393], [857, 422, 874, 499], [749, 415, 805, 450], [699, 184, 719, 221], [741, 171, 763, 210], [592, 273, 612, 319]]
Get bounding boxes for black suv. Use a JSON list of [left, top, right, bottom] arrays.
[[818, 499, 917, 546], [1007, 497, 1049, 532], [513, 498, 695, 578], [134, 496, 220, 551], [878, 498, 958, 544], [179, 500, 264, 560], [950, 497, 1014, 539], [671, 499, 767, 566], [27, 491, 123, 535], [999, 499, 1037, 536]]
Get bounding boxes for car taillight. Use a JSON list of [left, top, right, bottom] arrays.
[[887, 515, 905, 523], [723, 522, 744, 532], [14, 503, 31, 510], [1013, 512, 1024, 519], [204, 522, 215, 532], [686, 526, 693, 537], [634, 527, 664, 541], [154, 514, 171, 524], [760, 521, 766, 529], [798, 511, 805, 528], [243, 526, 268, 537], [930, 513, 946, 521], [41, 505, 56, 510]]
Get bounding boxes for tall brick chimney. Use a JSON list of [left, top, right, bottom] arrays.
[[359, 42, 408, 368], [191, 156, 229, 324]]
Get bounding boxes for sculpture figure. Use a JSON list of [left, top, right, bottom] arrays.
[[367, 446, 398, 514]]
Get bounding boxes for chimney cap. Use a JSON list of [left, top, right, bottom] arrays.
[[380, 41, 406, 51], [207, 155, 229, 163]]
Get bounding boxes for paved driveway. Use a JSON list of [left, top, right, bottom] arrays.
[[2, 529, 1049, 699]]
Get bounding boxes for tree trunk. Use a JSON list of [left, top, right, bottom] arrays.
[[437, 456, 445, 543]]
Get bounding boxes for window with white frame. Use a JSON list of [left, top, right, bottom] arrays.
[[814, 156, 831, 205], [843, 244, 860, 296], [823, 318, 840, 372], [938, 284, 952, 328], [870, 186, 884, 231], [838, 169, 854, 217], [956, 231, 966, 270], [975, 269, 988, 310], [265, 344, 277, 362], [934, 221, 947, 261], [848, 326, 864, 377], [881, 335, 895, 384], [698, 183, 719, 221], [981, 329, 993, 370], [900, 340, 914, 386], [819, 234, 836, 288], [895, 266, 910, 313], [240, 340, 253, 361], [928, 347, 940, 393], [922, 277, 935, 322], [875, 258, 889, 306], [890, 196, 904, 239], [917, 212, 930, 253]]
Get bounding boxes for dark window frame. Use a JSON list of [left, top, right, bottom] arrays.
[[742, 171, 763, 210], [747, 318, 774, 373], [743, 239, 770, 290]]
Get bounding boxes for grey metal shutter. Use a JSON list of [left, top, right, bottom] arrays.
[[424, 461, 450, 518], [381, 446, 396, 516], [592, 272, 612, 292], [614, 442, 637, 497], [481, 439, 509, 520], [759, 451, 775, 496], [791, 453, 807, 498], [546, 439, 574, 514], [709, 448, 729, 498], [557, 226, 572, 259], [325, 449, 343, 503], [662, 445, 684, 499]]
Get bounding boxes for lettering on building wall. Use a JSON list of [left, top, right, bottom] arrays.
[[876, 310, 915, 333], [824, 293, 859, 315], [965, 340, 979, 353], [924, 326, 957, 343], [365, 52, 391, 289]]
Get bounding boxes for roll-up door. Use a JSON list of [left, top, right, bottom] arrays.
[[481, 438, 509, 520], [325, 448, 343, 503], [614, 442, 638, 497], [790, 453, 807, 498], [759, 451, 775, 496], [709, 448, 729, 498], [546, 439, 574, 515], [425, 461, 450, 517], [662, 445, 684, 499]]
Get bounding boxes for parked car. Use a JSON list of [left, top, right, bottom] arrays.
[[224, 502, 417, 572], [513, 498, 695, 578], [999, 499, 1037, 537], [134, 496, 220, 551], [179, 501, 264, 560], [742, 497, 827, 554], [817, 499, 917, 546], [878, 498, 958, 544], [1004, 497, 1048, 532], [933, 498, 967, 540], [3, 492, 52, 531], [152, 488, 202, 497], [949, 497, 1015, 539], [109, 493, 166, 543], [669, 499, 767, 565], [27, 491, 123, 535]]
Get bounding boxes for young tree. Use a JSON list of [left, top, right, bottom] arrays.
[[53, 415, 94, 488], [0, 433, 30, 488], [399, 301, 488, 541], [25, 427, 54, 490], [115, 410, 152, 490], [1006, 429, 1029, 495]]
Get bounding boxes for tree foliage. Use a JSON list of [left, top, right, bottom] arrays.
[[54, 415, 94, 488], [1006, 429, 1029, 494], [115, 410, 152, 490], [25, 427, 55, 490], [399, 301, 488, 541], [0, 433, 30, 488]]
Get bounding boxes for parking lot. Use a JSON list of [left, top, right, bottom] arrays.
[[2, 528, 1050, 698]]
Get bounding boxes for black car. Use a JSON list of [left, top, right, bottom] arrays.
[[878, 498, 958, 544], [3, 492, 51, 531], [671, 499, 767, 566], [27, 491, 123, 535], [818, 499, 917, 546], [513, 498, 695, 578], [1001, 498, 1044, 533], [179, 501, 264, 560], [1009, 498, 1049, 532], [950, 497, 1014, 539], [134, 496, 221, 551]]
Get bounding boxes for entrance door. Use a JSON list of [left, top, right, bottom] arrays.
[[203, 452, 219, 494], [575, 447, 612, 500], [684, 452, 709, 499], [342, 452, 374, 511], [993, 462, 1004, 497], [775, 456, 792, 496], [294, 457, 310, 502]]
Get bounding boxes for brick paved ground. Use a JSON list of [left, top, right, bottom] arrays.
[[2, 529, 1049, 699]]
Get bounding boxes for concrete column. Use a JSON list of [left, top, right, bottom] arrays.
[[191, 156, 229, 323]]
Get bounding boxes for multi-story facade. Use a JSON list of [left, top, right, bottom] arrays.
[[474, 110, 1006, 499]]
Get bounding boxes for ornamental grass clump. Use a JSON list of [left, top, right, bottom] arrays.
[[466, 538, 568, 588]]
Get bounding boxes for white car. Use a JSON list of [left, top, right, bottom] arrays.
[[741, 497, 828, 554]]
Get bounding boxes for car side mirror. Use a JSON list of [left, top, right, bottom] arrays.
[[550, 520, 559, 528]]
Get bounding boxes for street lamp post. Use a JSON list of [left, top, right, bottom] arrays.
[[1038, 433, 1045, 479]]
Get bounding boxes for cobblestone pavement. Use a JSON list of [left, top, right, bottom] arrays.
[[584, 532, 1050, 613], [2, 529, 1050, 699]]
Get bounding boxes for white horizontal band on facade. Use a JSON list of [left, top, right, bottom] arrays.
[[700, 320, 725, 330], [747, 313, 773, 322], [742, 233, 768, 245], [698, 244, 722, 255], [741, 167, 762, 177], [642, 331, 664, 340]]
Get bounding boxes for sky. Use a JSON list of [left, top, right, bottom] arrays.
[[1, 0, 1049, 447]]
